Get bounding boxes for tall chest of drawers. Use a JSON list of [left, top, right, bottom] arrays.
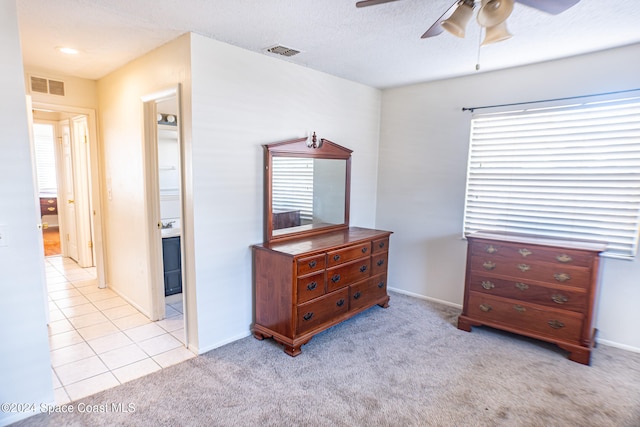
[[458, 232, 605, 365], [253, 227, 392, 356]]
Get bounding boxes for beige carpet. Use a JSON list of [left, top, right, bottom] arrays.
[[14, 292, 640, 426]]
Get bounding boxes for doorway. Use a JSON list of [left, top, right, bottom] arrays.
[[142, 87, 187, 329], [32, 112, 94, 267]]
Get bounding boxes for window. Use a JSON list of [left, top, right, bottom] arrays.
[[33, 123, 58, 196], [271, 157, 314, 223], [463, 97, 640, 259]]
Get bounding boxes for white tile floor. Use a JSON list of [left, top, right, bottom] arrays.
[[46, 256, 195, 404]]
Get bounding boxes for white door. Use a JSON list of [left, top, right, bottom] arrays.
[[71, 115, 94, 267], [61, 120, 79, 261]]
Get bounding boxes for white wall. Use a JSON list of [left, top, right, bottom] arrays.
[[97, 34, 191, 317], [189, 34, 382, 352], [0, 1, 54, 425], [377, 43, 640, 351]]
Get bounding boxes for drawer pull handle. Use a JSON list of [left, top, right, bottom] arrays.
[[479, 304, 492, 312], [307, 282, 317, 291], [379, 241, 386, 248], [336, 299, 345, 307], [514, 282, 529, 291], [485, 245, 498, 254], [551, 294, 569, 304], [377, 281, 385, 288], [47, 207, 56, 211], [353, 291, 362, 300], [308, 260, 317, 268], [361, 247, 368, 253], [360, 265, 368, 273], [554, 273, 571, 282], [377, 259, 385, 267], [481, 281, 495, 290], [331, 274, 341, 283], [333, 254, 341, 261], [517, 264, 531, 272], [47, 199, 55, 203], [548, 320, 565, 329], [513, 305, 526, 313], [482, 261, 496, 271], [518, 248, 532, 257], [556, 254, 573, 263], [303, 312, 314, 321]]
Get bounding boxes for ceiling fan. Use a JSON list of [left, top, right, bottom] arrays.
[[356, 0, 580, 45]]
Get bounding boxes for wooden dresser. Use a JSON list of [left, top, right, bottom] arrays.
[[40, 196, 58, 217], [253, 227, 391, 356], [458, 232, 605, 365]]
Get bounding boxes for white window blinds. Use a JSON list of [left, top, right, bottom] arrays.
[[463, 97, 640, 259], [272, 157, 314, 223]]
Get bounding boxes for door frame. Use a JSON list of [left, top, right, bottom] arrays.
[[141, 86, 188, 347], [32, 102, 106, 287]]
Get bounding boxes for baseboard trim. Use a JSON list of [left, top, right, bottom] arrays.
[[388, 287, 462, 309], [596, 338, 640, 354], [196, 331, 252, 355]]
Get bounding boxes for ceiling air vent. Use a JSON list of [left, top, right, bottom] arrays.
[[48, 80, 65, 96], [265, 45, 301, 57], [30, 76, 48, 93], [30, 76, 65, 96]]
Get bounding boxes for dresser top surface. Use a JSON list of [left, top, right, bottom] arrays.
[[254, 226, 392, 256], [467, 231, 607, 253]]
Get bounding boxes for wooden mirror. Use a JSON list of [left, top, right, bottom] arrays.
[[264, 135, 352, 243]]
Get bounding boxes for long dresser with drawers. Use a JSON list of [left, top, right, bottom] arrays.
[[253, 227, 391, 356], [458, 231, 606, 365]]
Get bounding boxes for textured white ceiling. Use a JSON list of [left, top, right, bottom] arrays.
[[16, 0, 640, 89]]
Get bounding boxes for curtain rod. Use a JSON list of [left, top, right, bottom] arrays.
[[461, 88, 640, 113]]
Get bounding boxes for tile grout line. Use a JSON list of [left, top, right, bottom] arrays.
[[45, 256, 190, 404]]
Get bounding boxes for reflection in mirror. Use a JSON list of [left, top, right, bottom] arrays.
[[271, 157, 346, 235]]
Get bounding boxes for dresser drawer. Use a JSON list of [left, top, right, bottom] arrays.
[[470, 241, 593, 268], [467, 292, 583, 342], [40, 197, 57, 216], [327, 243, 371, 267], [327, 258, 372, 292], [350, 274, 387, 312], [371, 252, 388, 276], [372, 237, 389, 254], [470, 255, 591, 289], [296, 271, 325, 304], [297, 288, 349, 334], [297, 254, 325, 276], [469, 274, 588, 313]]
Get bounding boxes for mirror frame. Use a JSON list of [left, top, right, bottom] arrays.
[[264, 136, 352, 243]]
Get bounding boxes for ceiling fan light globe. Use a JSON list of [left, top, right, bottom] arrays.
[[477, 0, 514, 28], [441, 2, 475, 38], [481, 21, 513, 45]]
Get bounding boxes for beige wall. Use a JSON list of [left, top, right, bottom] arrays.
[[24, 68, 98, 110], [378, 43, 640, 351], [97, 34, 191, 319]]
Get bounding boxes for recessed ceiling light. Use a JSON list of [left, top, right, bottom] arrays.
[[56, 47, 79, 55]]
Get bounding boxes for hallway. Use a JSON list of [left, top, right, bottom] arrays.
[[46, 256, 194, 404]]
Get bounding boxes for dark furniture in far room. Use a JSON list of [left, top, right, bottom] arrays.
[[162, 236, 182, 296], [272, 209, 300, 230], [40, 196, 57, 217]]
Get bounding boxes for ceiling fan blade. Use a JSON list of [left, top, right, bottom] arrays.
[[356, 0, 401, 7], [515, 0, 580, 15], [421, 0, 459, 39]]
